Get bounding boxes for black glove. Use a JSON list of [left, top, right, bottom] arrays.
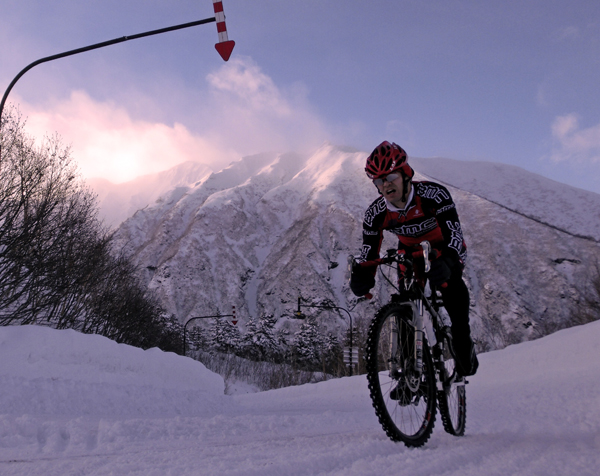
[[350, 264, 375, 297], [426, 255, 453, 287]]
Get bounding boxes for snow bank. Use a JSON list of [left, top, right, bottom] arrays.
[[0, 325, 224, 418], [1, 322, 599, 475]]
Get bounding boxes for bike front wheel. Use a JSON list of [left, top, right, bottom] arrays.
[[365, 303, 437, 447]]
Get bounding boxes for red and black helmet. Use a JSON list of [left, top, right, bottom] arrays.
[[365, 141, 414, 180]]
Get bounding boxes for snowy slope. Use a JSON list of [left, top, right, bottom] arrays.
[[411, 156, 600, 242], [112, 144, 600, 351], [88, 161, 213, 228], [1, 323, 599, 475]]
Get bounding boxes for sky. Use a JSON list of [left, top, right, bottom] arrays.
[[1, 1, 600, 194]]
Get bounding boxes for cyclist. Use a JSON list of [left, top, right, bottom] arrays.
[[350, 141, 478, 377]]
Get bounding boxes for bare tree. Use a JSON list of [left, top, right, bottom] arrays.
[[0, 106, 181, 351], [0, 107, 103, 325]]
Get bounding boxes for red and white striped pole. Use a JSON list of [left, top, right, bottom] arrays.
[[213, 0, 235, 61]]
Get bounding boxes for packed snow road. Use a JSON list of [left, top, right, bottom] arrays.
[[1, 323, 599, 475]]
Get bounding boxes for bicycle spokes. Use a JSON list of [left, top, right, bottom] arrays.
[[366, 303, 437, 447], [360, 242, 467, 446]]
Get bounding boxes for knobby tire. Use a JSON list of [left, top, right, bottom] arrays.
[[435, 333, 467, 436], [365, 303, 437, 447]]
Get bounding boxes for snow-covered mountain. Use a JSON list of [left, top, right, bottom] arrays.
[[87, 161, 213, 228], [410, 156, 600, 242], [1, 322, 599, 474], [112, 144, 600, 352]]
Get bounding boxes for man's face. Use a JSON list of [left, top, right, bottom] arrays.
[[374, 173, 409, 206]]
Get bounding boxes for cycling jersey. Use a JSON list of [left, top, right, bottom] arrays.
[[359, 181, 467, 265], [353, 179, 477, 376]]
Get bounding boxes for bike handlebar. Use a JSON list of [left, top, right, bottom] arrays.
[[356, 241, 433, 269], [351, 241, 448, 291], [348, 241, 448, 300]]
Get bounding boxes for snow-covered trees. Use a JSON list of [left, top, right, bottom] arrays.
[[189, 312, 345, 375], [291, 316, 323, 367], [207, 315, 242, 353], [242, 314, 286, 362], [290, 316, 344, 373]]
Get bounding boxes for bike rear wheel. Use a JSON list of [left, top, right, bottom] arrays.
[[365, 303, 437, 447], [436, 333, 467, 436]]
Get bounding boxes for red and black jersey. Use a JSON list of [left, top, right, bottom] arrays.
[[359, 181, 467, 265]]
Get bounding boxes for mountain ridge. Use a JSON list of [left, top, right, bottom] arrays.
[[411, 156, 600, 243], [110, 144, 600, 352], [87, 161, 214, 228]]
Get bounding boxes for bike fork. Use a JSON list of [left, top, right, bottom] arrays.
[[387, 302, 422, 378], [413, 300, 424, 374], [388, 316, 400, 377]]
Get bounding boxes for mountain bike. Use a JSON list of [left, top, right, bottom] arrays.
[[351, 241, 466, 447]]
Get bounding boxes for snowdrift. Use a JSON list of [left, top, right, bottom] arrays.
[[0, 325, 224, 418], [1, 323, 599, 475]]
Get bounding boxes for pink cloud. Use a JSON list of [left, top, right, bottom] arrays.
[[13, 57, 331, 183], [20, 91, 237, 183]]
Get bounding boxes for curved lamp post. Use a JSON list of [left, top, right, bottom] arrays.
[[1, 18, 214, 126], [183, 311, 237, 356], [1, 0, 235, 157], [296, 297, 357, 376]]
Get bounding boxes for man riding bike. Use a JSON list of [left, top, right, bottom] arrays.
[[350, 141, 478, 377]]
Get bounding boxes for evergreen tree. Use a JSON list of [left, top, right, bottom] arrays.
[[207, 315, 241, 353], [321, 332, 343, 376], [292, 316, 323, 368], [323, 332, 341, 359], [242, 314, 284, 361]]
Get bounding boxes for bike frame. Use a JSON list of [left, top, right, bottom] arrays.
[[360, 240, 468, 445], [361, 241, 459, 389]]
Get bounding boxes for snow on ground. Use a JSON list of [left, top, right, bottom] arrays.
[[1, 323, 599, 475]]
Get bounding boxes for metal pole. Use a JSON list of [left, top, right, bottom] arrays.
[[0, 16, 216, 157], [183, 313, 233, 356], [297, 297, 355, 376], [349, 316, 353, 376]]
